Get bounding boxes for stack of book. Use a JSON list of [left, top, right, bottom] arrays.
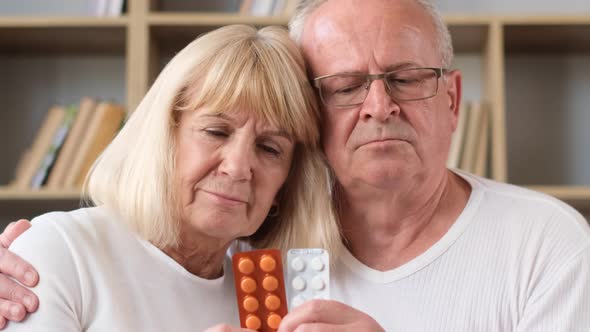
[[11, 98, 126, 190], [447, 100, 491, 177]]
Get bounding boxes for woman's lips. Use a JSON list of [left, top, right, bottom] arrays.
[[201, 189, 248, 205]]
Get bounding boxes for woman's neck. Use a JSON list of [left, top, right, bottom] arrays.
[[159, 234, 232, 279]]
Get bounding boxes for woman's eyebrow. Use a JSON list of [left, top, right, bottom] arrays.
[[260, 130, 293, 142]]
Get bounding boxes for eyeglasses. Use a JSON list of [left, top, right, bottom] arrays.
[[313, 67, 447, 108]]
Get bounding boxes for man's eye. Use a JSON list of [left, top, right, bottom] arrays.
[[335, 84, 363, 94], [391, 77, 421, 85]]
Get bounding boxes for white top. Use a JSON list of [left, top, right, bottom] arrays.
[[330, 171, 590, 331], [8, 207, 240, 331], [7, 171, 590, 331]]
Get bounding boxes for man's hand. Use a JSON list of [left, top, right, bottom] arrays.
[[0, 219, 39, 329], [278, 299, 385, 332], [204, 324, 255, 332]]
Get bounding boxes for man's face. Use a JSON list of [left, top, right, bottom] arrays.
[[301, 0, 461, 192]]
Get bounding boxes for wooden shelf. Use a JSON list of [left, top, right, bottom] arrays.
[[149, 13, 290, 55], [528, 186, 590, 209], [0, 187, 81, 200], [1, 9, 590, 219], [148, 13, 289, 26], [503, 16, 590, 54], [0, 18, 128, 54], [498, 15, 590, 25], [447, 22, 490, 53]]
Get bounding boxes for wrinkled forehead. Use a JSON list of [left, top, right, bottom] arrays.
[[301, 0, 439, 76]]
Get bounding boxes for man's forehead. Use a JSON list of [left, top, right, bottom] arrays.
[[303, 9, 432, 76]]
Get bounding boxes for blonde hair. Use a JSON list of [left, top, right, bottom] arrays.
[[289, 0, 454, 68], [84, 25, 341, 256]]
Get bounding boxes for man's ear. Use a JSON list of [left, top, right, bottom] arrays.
[[445, 70, 462, 130]]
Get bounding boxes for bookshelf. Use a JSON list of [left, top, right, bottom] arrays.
[[1, 1, 589, 225]]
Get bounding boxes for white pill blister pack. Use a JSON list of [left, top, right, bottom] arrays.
[[286, 248, 330, 310]]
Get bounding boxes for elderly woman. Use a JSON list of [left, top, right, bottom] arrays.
[[5, 24, 339, 331]]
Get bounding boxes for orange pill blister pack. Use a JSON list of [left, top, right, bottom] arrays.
[[232, 249, 287, 331]]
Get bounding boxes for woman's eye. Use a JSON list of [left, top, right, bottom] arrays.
[[204, 129, 228, 137], [258, 144, 280, 156]]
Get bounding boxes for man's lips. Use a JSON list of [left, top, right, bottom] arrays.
[[356, 138, 409, 149], [201, 189, 248, 204]]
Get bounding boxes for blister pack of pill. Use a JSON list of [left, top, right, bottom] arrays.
[[232, 249, 288, 331], [286, 248, 330, 310]]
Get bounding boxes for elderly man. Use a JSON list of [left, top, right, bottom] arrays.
[[0, 0, 589, 331]]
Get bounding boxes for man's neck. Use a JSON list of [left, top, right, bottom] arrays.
[[338, 170, 471, 271]]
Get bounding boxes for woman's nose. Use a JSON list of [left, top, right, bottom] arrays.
[[218, 141, 253, 181]]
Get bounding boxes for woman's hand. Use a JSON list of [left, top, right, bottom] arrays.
[[0, 220, 39, 329]]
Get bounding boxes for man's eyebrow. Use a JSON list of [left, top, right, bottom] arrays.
[[383, 62, 423, 72], [324, 62, 423, 76]]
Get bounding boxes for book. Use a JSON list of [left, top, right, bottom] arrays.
[[447, 101, 470, 169], [94, 0, 109, 16], [250, 0, 276, 16], [11, 149, 32, 186], [30, 105, 78, 189], [460, 101, 485, 173], [473, 103, 490, 177], [282, 0, 300, 16], [272, 0, 286, 16], [46, 97, 97, 189], [63, 102, 125, 188], [13, 106, 66, 189], [106, 0, 125, 17], [239, 0, 254, 15]]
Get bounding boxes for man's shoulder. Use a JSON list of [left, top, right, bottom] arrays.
[[462, 171, 582, 219], [460, 171, 590, 247]]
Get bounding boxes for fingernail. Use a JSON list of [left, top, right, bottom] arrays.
[[10, 305, 20, 317], [24, 295, 33, 308], [24, 271, 35, 284]]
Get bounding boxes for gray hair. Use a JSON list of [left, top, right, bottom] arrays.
[[288, 0, 454, 68]]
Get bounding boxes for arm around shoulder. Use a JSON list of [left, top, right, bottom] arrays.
[[7, 215, 82, 331]]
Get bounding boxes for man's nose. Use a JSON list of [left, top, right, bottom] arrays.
[[218, 140, 253, 181], [359, 79, 401, 121]]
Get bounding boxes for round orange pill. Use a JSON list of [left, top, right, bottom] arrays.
[[240, 277, 257, 293], [245, 314, 261, 330], [267, 313, 282, 329], [238, 257, 255, 275], [243, 295, 259, 313], [262, 275, 279, 291], [265, 294, 281, 311], [259, 255, 276, 272]]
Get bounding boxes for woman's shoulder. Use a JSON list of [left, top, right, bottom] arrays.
[[9, 206, 124, 262]]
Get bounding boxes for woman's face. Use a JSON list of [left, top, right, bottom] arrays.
[[175, 107, 295, 243]]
